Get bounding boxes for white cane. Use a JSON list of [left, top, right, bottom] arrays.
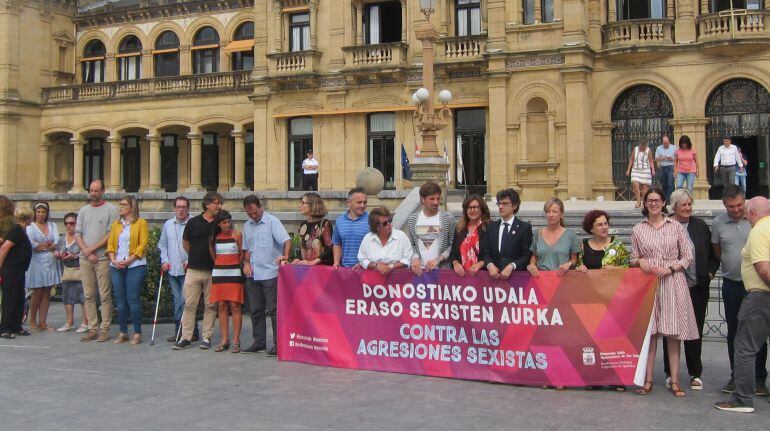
[[149, 272, 164, 345]]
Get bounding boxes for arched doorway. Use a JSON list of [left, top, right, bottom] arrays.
[[611, 85, 674, 200], [706, 78, 770, 198]]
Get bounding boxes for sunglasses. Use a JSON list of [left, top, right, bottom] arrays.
[[379, 220, 392, 227], [64, 222, 76, 226]]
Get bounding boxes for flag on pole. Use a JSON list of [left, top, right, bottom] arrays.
[[415, 141, 421, 157], [456, 135, 464, 184], [444, 140, 451, 184], [401, 143, 412, 180]]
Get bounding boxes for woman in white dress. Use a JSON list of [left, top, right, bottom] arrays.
[[626, 139, 655, 208], [25, 202, 61, 331]]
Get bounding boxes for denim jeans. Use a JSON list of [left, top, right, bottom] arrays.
[[722, 278, 767, 382], [110, 265, 147, 334], [676, 172, 696, 194], [735, 172, 747, 194], [658, 165, 674, 202]]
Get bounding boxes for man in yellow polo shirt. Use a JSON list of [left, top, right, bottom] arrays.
[[716, 196, 770, 413]]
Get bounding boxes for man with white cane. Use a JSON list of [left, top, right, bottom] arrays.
[[158, 197, 198, 342], [172, 192, 222, 351]]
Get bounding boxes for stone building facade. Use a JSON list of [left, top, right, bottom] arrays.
[[2, 0, 770, 201]]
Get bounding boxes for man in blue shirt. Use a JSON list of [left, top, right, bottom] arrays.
[[655, 135, 676, 203], [158, 196, 197, 343], [241, 195, 291, 356], [332, 187, 369, 268]]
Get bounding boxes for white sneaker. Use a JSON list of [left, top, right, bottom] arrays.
[[75, 324, 89, 333], [56, 324, 73, 332], [665, 376, 671, 389]]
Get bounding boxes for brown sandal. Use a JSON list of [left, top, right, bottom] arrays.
[[669, 381, 686, 397], [636, 380, 653, 395]]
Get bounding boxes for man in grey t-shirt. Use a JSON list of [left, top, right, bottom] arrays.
[[711, 185, 768, 395], [75, 180, 118, 342]]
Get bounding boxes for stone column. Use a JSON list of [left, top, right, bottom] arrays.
[[146, 133, 162, 191], [356, 4, 364, 45], [310, 0, 319, 49], [273, 2, 283, 52], [69, 138, 85, 193], [700, 0, 709, 15], [231, 129, 247, 191], [562, 68, 593, 199], [252, 92, 270, 190], [534, 0, 542, 23], [591, 122, 617, 200], [38, 139, 51, 192], [141, 49, 152, 79], [401, 0, 408, 42], [105, 53, 116, 82], [666, 0, 675, 19], [675, 0, 697, 43], [180, 45, 191, 75], [106, 135, 123, 192], [487, 72, 509, 192], [218, 40, 229, 72], [519, 114, 529, 162], [670, 118, 711, 199], [187, 131, 202, 191], [608, 0, 617, 22], [547, 112, 557, 162], [554, 0, 563, 20]]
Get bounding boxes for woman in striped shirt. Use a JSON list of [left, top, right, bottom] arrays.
[[631, 188, 698, 397], [626, 139, 655, 208], [209, 210, 244, 353]]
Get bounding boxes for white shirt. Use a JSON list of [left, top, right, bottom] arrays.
[[497, 215, 516, 270], [358, 229, 414, 269], [415, 211, 441, 264], [113, 219, 147, 269], [713, 145, 744, 168], [302, 157, 319, 174]]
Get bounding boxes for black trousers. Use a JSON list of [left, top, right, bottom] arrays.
[[723, 278, 768, 381], [663, 276, 710, 378], [302, 173, 318, 191], [244, 277, 278, 349], [0, 266, 26, 334]]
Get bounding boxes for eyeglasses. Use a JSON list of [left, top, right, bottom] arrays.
[[467, 205, 481, 210], [175, 206, 188, 210], [300, 201, 310, 206], [64, 222, 76, 226], [379, 220, 392, 227], [496, 201, 512, 207]]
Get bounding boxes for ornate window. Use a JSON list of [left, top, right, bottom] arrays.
[[117, 35, 142, 81], [456, 0, 481, 36], [364, 1, 402, 44], [290, 13, 310, 51], [610, 85, 673, 200], [192, 26, 220, 74], [288, 118, 313, 191], [368, 113, 396, 189], [81, 39, 105, 83], [615, 0, 665, 20], [523, 0, 554, 24], [231, 22, 255, 71], [711, 0, 762, 11], [154, 31, 180, 77]]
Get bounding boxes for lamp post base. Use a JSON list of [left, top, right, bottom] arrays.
[[410, 157, 450, 201]]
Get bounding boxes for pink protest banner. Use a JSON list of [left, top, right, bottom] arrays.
[[277, 266, 657, 387]]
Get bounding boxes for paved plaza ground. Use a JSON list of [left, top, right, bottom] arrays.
[[0, 306, 767, 431]]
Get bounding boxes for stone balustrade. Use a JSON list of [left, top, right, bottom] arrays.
[[342, 42, 408, 69], [42, 70, 253, 104], [441, 35, 486, 61], [267, 50, 321, 75], [602, 19, 674, 48], [698, 10, 768, 41]]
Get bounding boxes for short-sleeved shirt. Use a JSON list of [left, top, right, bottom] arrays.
[[183, 214, 216, 271], [711, 213, 751, 281], [2, 224, 32, 271], [530, 228, 580, 271], [75, 201, 118, 260], [676, 149, 697, 173], [740, 216, 770, 293], [332, 211, 370, 267], [242, 211, 291, 281], [655, 144, 676, 167]]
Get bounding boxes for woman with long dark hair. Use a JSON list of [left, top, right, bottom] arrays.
[[209, 210, 244, 353], [449, 194, 490, 277]]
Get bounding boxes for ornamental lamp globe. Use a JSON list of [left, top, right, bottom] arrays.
[[415, 87, 430, 103], [420, 0, 436, 16], [438, 90, 452, 104]]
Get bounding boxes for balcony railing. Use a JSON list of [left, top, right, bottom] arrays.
[[602, 19, 674, 48], [267, 50, 321, 76], [42, 71, 253, 104], [698, 10, 769, 41], [440, 35, 486, 61], [342, 42, 408, 70]]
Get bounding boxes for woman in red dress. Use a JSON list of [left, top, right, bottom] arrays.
[[449, 194, 490, 277], [209, 210, 244, 353]]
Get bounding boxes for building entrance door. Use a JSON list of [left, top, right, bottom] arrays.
[[732, 136, 769, 198]]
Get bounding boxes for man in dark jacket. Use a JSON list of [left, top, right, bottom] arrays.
[[483, 188, 532, 279]]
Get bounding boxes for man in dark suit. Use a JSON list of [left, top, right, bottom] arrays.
[[483, 188, 533, 279]]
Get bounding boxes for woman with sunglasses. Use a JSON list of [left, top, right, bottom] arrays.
[[54, 212, 88, 333], [292, 193, 333, 266], [631, 188, 698, 398], [357, 206, 413, 275], [449, 194, 490, 277]]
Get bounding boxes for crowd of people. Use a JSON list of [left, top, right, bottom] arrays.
[[0, 177, 768, 413]]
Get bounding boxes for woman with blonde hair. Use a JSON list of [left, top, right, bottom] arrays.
[[528, 197, 580, 278], [0, 206, 33, 338], [106, 196, 149, 345], [293, 192, 333, 265]]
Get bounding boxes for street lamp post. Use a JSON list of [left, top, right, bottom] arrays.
[[410, 0, 451, 192]]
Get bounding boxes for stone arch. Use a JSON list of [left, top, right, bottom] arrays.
[[185, 17, 225, 46], [77, 31, 109, 57], [691, 65, 770, 117], [113, 122, 150, 137], [224, 13, 255, 41], [508, 79, 564, 121], [147, 22, 185, 49], [110, 26, 148, 53], [196, 116, 238, 129], [42, 127, 76, 138], [595, 71, 684, 122], [152, 118, 196, 132], [76, 125, 111, 138]]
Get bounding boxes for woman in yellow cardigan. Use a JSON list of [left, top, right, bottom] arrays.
[[106, 196, 149, 345]]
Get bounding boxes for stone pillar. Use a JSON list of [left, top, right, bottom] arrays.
[[554, 0, 563, 20], [273, 2, 283, 52], [180, 45, 191, 75], [231, 129, 246, 191], [38, 139, 51, 192], [486, 0, 506, 51], [519, 114, 529, 162], [700, 0, 709, 15], [141, 49, 152, 79], [487, 72, 509, 192], [146, 133, 162, 191], [70, 138, 85, 193], [591, 122, 617, 200], [562, 68, 593, 199], [534, 0, 542, 23], [401, 0, 408, 42], [105, 53, 116, 82], [547, 112, 557, 162], [106, 135, 123, 192], [666, 0, 675, 18], [356, 4, 364, 45], [252, 93, 270, 190], [218, 40, 229, 72], [310, 1, 319, 49], [608, 0, 617, 22], [187, 131, 202, 191], [670, 118, 711, 199]]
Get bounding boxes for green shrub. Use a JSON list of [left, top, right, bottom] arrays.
[[140, 227, 174, 322]]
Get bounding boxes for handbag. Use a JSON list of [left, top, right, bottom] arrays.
[[61, 266, 81, 283]]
